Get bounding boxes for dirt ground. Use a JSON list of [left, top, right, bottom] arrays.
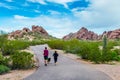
[[0, 69, 36, 80]]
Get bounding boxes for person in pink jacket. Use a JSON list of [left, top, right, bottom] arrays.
[[43, 47, 49, 66]]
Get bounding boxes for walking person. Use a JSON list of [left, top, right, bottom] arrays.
[[53, 51, 59, 65], [43, 47, 49, 66]]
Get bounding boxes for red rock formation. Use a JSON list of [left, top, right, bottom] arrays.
[[63, 27, 98, 40], [99, 29, 120, 39], [8, 25, 49, 39], [32, 25, 48, 35], [63, 27, 120, 40], [8, 30, 23, 38], [23, 28, 30, 33]]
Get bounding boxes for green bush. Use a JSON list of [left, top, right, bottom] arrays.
[[47, 39, 65, 50], [107, 51, 120, 61], [9, 40, 30, 50], [1, 41, 16, 55], [30, 40, 48, 46], [47, 39, 120, 63], [0, 40, 30, 55], [87, 43, 102, 63], [0, 65, 10, 74], [11, 51, 34, 69], [64, 39, 81, 54], [114, 49, 120, 55], [0, 53, 10, 66]]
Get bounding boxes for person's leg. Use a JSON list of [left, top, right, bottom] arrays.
[[44, 56, 47, 66], [45, 60, 47, 66], [54, 58, 57, 65], [56, 58, 58, 63]]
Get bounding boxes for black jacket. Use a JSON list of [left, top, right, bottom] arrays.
[[53, 53, 58, 58]]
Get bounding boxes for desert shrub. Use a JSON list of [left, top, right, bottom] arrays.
[[11, 51, 34, 69], [107, 50, 120, 61], [47, 38, 120, 63], [9, 40, 30, 50], [0, 53, 11, 66], [64, 39, 81, 54], [0, 65, 10, 74], [0, 35, 8, 55], [113, 49, 120, 55], [30, 40, 48, 46], [1, 41, 16, 55], [47, 39, 65, 50], [30, 40, 41, 45], [87, 43, 102, 63], [1, 40, 30, 55], [107, 41, 116, 49], [101, 50, 117, 62], [77, 42, 90, 59]]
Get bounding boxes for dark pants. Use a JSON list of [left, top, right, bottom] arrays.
[[44, 56, 48, 60], [54, 58, 58, 63]]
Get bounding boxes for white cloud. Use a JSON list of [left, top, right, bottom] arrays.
[[0, 27, 10, 32], [34, 10, 41, 13], [48, 10, 61, 15], [1, 0, 120, 38], [27, 0, 78, 8], [14, 15, 30, 20], [0, 2, 14, 9], [72, 0, 120, 29], [27, 0, 46, 4], [46, 0, 79, 8], [5, 0, 13, 2], [0, 15, 79, 38]]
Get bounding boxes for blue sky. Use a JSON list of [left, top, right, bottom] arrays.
[[0, 0, 120, 38]]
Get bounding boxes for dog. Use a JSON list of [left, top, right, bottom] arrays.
[[48, 57, 51, 63]]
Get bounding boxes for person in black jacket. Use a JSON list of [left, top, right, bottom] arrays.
[[53, 51, 59, 65]]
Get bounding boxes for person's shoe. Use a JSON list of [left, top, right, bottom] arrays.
[[45, 64, 47, 66], [55, 63, 57, 66]]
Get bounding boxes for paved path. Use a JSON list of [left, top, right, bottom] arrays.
[[24, 44, 112, 80]]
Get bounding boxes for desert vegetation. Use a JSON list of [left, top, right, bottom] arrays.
[[47, 38, 120, 63], [0, 35, 35, 74], [0, 33, 120, 74]]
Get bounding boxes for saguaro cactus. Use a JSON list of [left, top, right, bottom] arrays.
[[103, 34, 107, 50], [102, 34, 108, 62]]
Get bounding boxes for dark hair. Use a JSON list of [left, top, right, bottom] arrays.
[[45, 47, 47, 49], [55, 51, 57, 53]]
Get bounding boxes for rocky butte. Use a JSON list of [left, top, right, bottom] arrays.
[[8, 25, 51, 40], [63, 27, 120, 40]]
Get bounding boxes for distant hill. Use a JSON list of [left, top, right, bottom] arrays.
[[63, 27, 120, 40], [8, 25, 55, 40]]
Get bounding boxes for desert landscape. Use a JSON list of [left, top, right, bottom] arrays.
[[0, 0, 120, 80]]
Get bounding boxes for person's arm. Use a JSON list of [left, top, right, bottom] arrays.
[[43, 50, 45, 55]]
